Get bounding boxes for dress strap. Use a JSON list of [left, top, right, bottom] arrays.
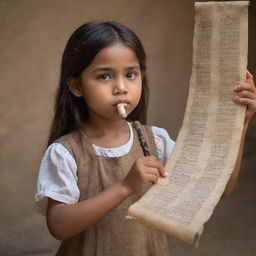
[[77, 129, 98, 158]]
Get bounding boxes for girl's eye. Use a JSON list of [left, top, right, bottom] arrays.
[[98, 74, 111, 80], [126, 72, 137, 79]]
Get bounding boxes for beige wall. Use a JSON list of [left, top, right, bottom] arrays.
[[0, 0, 255, 255]]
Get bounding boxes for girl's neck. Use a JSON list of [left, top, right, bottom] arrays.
[[82, 117, 130, 148]]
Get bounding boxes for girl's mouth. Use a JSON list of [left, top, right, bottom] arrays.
[[113, 99, 130, 106]]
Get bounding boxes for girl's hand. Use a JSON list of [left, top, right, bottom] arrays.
[[233, 70, 256, 123], [122, 156, 168, 195]]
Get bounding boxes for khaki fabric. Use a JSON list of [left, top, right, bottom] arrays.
[[55, 122, 169, 256]]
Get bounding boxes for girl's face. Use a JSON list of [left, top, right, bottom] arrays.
[[70, 42, 142, 122]]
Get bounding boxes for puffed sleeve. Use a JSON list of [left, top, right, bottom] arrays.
[[34, 142, 80, 216], [151, 126, 175, 166]]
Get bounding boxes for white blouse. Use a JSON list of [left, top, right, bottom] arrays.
[[34, 123, 175, 215]]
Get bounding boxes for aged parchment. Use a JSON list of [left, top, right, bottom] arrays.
[[128, 1, 249, 247]]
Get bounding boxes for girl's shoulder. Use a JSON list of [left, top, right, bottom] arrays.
[[55, 130, 80, 146], [151, 125, 175, 148], [132, 121, 175, 149], [150, 125, 175, 166], [151, 126, 172, 139], [54, 130, 88, 163]]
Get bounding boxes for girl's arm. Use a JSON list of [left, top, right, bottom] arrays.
[[47, 156, 167, 240], [222, 70, 256, 196], [47, 181, 131, 240]]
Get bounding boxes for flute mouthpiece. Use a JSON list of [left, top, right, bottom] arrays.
[[117, 103, 127, 119]]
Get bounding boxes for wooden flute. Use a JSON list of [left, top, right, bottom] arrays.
[[117, 103, 151, 156], [133, 121, 151, 157]]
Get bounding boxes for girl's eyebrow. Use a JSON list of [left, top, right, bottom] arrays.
[[126, 65, 140, 70], [92, 67, 112, 72], [92, 65, 140, 73], [92, 67, 113, 72]]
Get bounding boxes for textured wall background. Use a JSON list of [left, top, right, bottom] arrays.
[[0, 0, 255, 255]]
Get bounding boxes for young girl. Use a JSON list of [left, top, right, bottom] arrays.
[[35, 21, 256, 255]]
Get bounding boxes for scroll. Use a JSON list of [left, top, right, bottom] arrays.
[[128, 1, 249, 247]]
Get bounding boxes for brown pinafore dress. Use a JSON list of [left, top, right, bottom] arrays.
[[55, 122, 170, 256]]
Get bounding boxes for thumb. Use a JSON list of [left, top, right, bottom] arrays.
[[246, 70, 254, 83]]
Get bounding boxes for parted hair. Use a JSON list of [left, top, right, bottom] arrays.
[[48, 21, 149, 146]]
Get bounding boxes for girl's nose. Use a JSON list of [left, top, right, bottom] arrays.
[[113, 79, 128, 95]]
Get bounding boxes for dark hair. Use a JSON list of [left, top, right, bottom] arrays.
[[48, 21, 149, 146]]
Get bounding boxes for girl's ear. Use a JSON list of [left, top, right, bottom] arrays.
[[66, 77, 83, 97]]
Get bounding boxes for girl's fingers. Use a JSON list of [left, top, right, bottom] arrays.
[[246, 70, 254, 82], [233, 70, 256, 122], [146, 168, 159, 183], [147, 174, 158, 184], [146, 167, 160, 177], [234, 70, 255, 92], [233, 97, 256, 111], [236, 90, 256, 100], [234, 83, 255, 92], [144, 159, 167, 177], [233, 71, 256, 113]]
